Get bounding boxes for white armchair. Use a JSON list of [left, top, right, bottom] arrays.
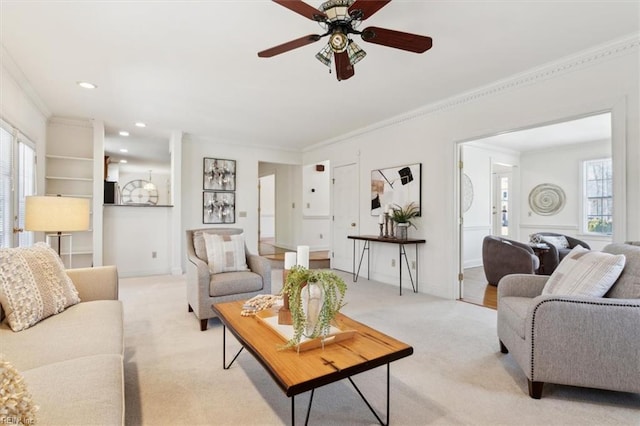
[[186, 228, 271, 330]]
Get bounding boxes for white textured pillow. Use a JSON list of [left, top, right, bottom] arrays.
[[203, 233, 249, 274], [0, 356, 39, 421], [542, 246, 626, 297], [542, 235, 570, 249], [0, 243, 80, 331]]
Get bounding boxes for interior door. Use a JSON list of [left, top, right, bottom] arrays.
[[492, 166, 512, 237], [331, 163, 358, 272]]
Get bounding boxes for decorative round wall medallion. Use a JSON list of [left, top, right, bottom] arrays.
[[528, 183, 565, 216], [462, 173, 474, 213]]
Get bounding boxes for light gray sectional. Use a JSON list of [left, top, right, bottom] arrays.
[[497, 243, 640, 398], [0, 266, 124, 425]]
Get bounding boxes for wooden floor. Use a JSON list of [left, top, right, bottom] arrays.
[[461, 266, 496, 310]]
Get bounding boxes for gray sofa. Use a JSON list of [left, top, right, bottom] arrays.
[[186, 228, 271, 330], [497, 243, 640, 398], [0, 266, 124, 424]]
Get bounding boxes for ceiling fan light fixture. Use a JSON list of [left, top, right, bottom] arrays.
[[315, 44, 333, 67], [347, 40, 366, 65], [320, 0, 354, 22]]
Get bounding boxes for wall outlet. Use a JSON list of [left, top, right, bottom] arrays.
[[412, 260, 416, 270], [319, 233, 323, 239], [152, 251, 157, 259], [391, 259, 396, 267]]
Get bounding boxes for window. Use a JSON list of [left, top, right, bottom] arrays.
[[0, 123, 36, 248], [583, 158, 612, 235]]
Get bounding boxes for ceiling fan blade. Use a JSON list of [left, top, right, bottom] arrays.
[[334, 51, 355, 81], [361, 26, 433, 53], [349, 0, 391, 20], [258, 34, 322, 58], [272, 0, 327, 22]]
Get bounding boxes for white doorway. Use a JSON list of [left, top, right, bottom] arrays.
[[331, 163, 358, 272]]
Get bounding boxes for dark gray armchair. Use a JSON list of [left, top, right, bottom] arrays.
[[186, 228, 271, 330], [482, 236, 540, 286], [535, 232, 591, 275]]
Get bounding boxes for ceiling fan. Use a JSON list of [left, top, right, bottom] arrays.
[[258, 0, 433, 81]]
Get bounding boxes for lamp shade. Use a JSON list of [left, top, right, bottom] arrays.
[[25, 196, 90, 232]]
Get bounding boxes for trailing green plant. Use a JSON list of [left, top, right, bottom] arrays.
[[390, 202, 420, 229], [280, 265, 347, 349]]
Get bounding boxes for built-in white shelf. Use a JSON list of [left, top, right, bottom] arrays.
[[46, 154, 93, 162], [45, 176, 93, 181]]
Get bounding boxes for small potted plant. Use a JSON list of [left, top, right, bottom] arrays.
[[390, 202, 420, 239], [281, 266, 347, 349]]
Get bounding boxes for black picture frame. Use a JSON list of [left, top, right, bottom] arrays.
[[203, 191, 236, 224], [371, 163, 422, 216], [203, 158, 236, 191]]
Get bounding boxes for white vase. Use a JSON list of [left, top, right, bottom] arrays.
[[397, 223, 409, 240], [301, 282, 324, 337]]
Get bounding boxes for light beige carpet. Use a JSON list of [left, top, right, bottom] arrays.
[[121, 270, 640, 425]]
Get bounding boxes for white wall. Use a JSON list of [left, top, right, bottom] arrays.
[[303, 38, 639, 299], [103, 205, 173, 277], [520, 140, 612, 250]]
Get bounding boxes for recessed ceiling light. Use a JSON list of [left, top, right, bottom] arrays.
[[77, 81, 97, 89], [120, 159, 128, 163], [119, 148, 128, 153], [119, 131, 130, 136], [135, 122, 146, 128]]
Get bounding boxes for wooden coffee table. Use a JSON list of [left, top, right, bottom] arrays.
[[212, 300, 413, 425]]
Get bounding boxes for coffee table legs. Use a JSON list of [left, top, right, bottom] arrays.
[[222, 325, 244, 370], [291, 363, 391, 426], [222, 325, 392, 425]]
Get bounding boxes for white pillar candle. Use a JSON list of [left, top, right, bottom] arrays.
[[284, 252, 297, 270], [296, 245, 309, 269], [378, 213, 384, 224]]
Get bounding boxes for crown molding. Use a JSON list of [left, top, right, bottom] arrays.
[[307, 33, 640, 153], [1, 45, 51, 119]]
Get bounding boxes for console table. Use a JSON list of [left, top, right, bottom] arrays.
[[348, 235, 426, 295]]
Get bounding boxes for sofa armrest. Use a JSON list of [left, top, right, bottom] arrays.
[[66, 266, 119, 301], [247, 254, 272, 294], [498, 274, 548, 299], [526, 295, 640, 392]]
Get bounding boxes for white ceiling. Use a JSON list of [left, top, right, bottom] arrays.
[[469, 112, 612, 153], [2, 1, 638, 157]]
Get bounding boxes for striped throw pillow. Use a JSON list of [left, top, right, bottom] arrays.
[[203, 233, 249, 274], [542, 246, 625, 297]]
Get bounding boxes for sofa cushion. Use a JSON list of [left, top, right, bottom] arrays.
[[0, 357, 39, 423], [542, 246, 625, 297], [204, 233, 249, 274], [0, 243, 80, 332], [22, 354, 123, 426], [497, 296, 530, 339], [210, 271, 263, 297], [603, 243, 640, 298], [0, 300, 123, 371]]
